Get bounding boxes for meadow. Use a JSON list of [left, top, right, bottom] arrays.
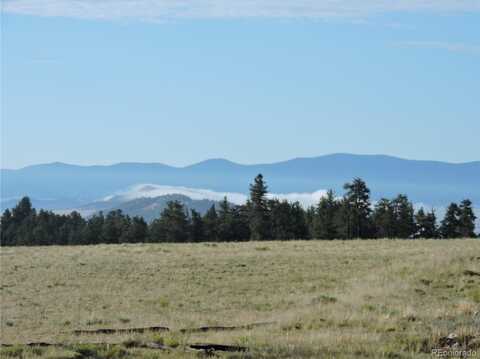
[[1, 240, 479, 358]]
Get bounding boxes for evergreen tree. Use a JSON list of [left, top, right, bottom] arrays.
[[11, 197, 37, 245], [33, 210, 58, 245], [189, 209, 205, 242], [305, 206, 316, 239], [102, 210, 128, 244], [290, 201, 309, 239], [12, 197, 35, 223], [203, 205, 218, 242], [0, 209, 14, 246], [248, 174, 271, 240], [64, 211, 86, 245], [231, 205, 251, 241], [391, 194, 416, 238], [314, 190, 340, 239], [373, 198, 394, 238], [217, 197, 234, 241], [414, 208, 438, 239], [82, 212, 105, 244], [341, 178, 373, 239], [440, 203, 461, 238], [458, 199, 477, 238], [124, 216, 148, 243], [269, 199, 292, 240], [269, 199, 308, 240], [149, 201, 189, 242]]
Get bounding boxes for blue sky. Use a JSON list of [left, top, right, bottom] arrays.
[[2, 1, 479, 169]]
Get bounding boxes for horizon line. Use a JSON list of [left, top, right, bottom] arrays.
[[2, 153, 480, 171]]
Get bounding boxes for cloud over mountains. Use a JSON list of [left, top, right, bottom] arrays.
[[4, 0, 480, 21], [105, 184, 328, 208]]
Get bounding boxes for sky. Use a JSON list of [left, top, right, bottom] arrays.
[[1, 0, 480, 169]]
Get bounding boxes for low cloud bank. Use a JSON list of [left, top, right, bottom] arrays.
[[104, 184, 328, 208]]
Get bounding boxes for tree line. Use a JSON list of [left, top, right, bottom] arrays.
[[0, 175, 477, 246]]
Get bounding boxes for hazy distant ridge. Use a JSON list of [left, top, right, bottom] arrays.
[[2, 154, 479, 209]]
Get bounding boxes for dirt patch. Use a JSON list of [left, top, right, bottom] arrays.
[[463, 270, 480, 277], [72, 321, 274, 335], [180, 321, 274, 333], [73, 325, 169, 335], [189, 343, 248, 352]]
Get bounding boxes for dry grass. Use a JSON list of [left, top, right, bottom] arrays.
[[1, 240, 480, 358]]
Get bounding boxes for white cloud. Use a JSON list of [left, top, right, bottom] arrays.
[[3, 0, 480, 21], [105, 184, 248, 205], [267, 190, 328, 207], [103, 183, 328, 208], [399, 41, 480, 54]]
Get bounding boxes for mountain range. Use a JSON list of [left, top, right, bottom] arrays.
[[1, 154, 479, 212]]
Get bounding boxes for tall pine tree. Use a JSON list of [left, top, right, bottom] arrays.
[[189, 209, 206, 242], [231, 205, 251, 241], [440, 203, 461, 238], [217, 197, 234, 241], [149, 201, 189, 242], [203, 205, 218, 242], [391, 194, 416, 238], [415, 208, 438, 239], [314, 190, 340, 239], [341, 178, 373, 239], [458, 199, 477, 238], [373, 198, 394, 238], [248, 174, 271, 240]]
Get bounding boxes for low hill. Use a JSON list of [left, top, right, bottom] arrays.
[[79, 194, 222, 222]]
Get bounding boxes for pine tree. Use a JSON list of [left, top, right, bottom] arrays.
[[269, 199, 293, 240], [314, 190, 340, 239], [305, 206, 316, 239], [189, 209, 205, 242], [65, 211, 86, 245], [231, 205, 251, 241], [217, 197, 234, 241], [11, 197, 37, 245], [458, 199, 477, 238], [268, 199, 308, 240], [341, 178, 373, 239], [102, 210, 128, 244], [440, 203, 461, 238], [125, 216, 148, 243], [290, 201, 309, 239], [391, 194, 416, 238], [203, 205, 218, 242], [32, 210, 57, 245], [248, 174, 271, 240], [373, 198, 394, 238], [82, 212, 105, 244], [415, 208, 438, 239], [0, 209, 14, 246], [12, 197, 35, 223], [149, 201, 189, 242]]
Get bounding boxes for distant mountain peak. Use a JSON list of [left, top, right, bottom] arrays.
[[185, 158, 242, 169]]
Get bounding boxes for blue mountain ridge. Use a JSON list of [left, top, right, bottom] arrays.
[[1, 154, 479, 210]]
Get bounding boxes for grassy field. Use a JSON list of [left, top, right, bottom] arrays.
[[1, 240, 480, 358]]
